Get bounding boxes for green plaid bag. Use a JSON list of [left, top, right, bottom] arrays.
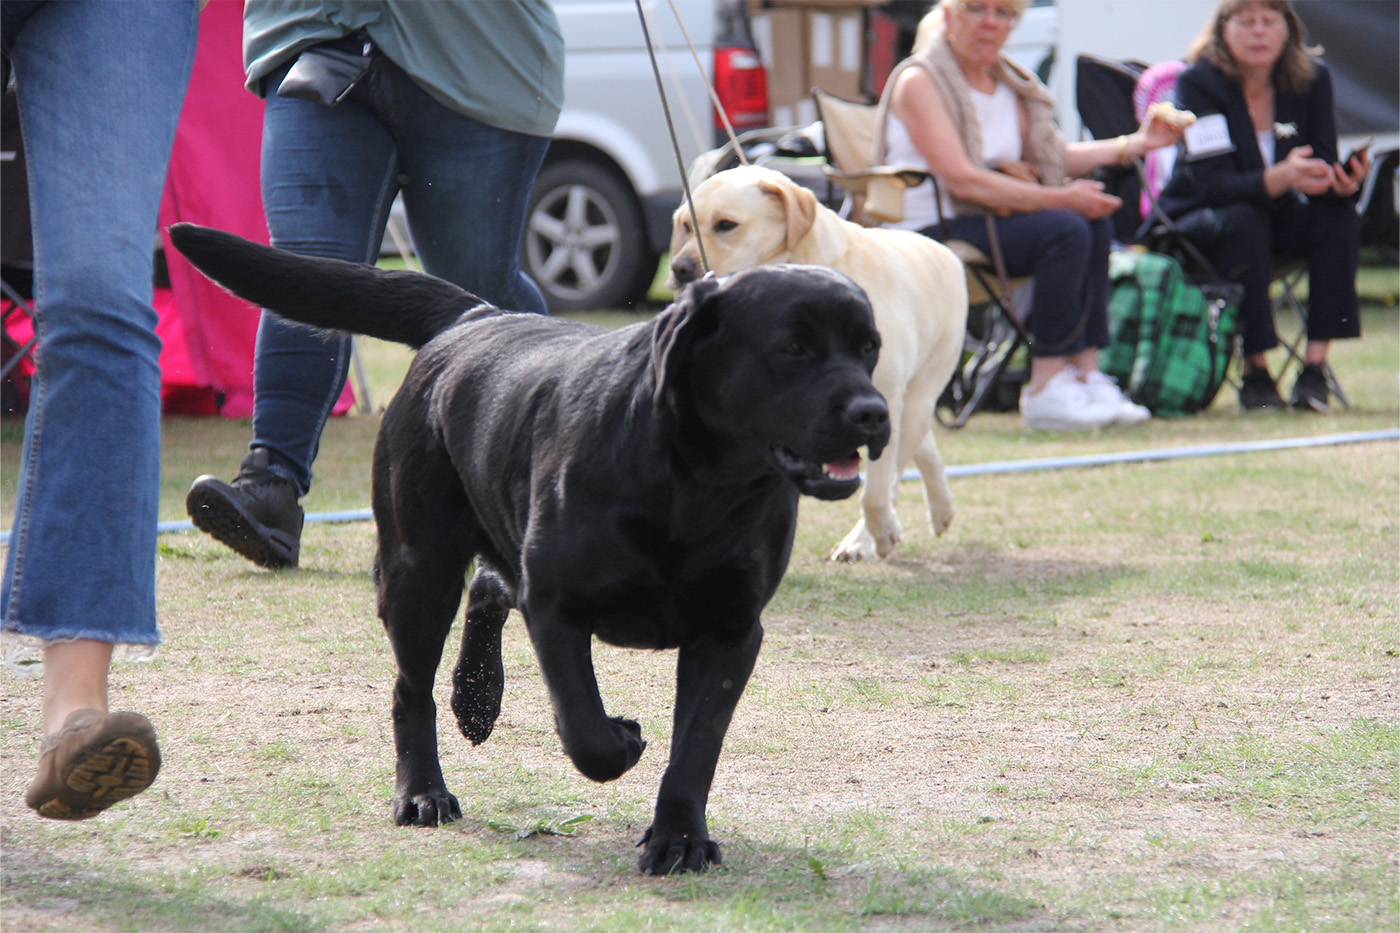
[[1103, 250, 1241, 417]]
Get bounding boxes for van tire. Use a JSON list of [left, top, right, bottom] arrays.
[[522, 159, 660, 312]]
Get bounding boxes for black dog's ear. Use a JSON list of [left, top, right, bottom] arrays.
[[651, 274, 724, 415]]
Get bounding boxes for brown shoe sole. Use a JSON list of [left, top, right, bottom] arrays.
[[26, 711, 161, 820]]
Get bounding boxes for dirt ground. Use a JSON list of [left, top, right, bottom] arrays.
[[1, 471, 1396, 929]]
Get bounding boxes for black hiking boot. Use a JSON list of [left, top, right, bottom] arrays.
[[186, 448, 304, 569], [1238, 368, 1288, 412], [1289, 363, 1330, 413]]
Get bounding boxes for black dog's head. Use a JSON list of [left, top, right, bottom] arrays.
[[652, 265, 889, 500]]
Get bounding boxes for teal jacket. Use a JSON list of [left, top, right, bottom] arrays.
[[243, 0, 564, 138]]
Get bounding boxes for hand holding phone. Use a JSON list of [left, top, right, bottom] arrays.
[[1342, 136, 1373, 166], [1333, 137, 1372, 197]]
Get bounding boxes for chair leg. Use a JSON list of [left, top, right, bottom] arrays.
[[348, 337, 373, 414], [1272, 269, 1352, 411], [936, 276, 1031, 429], [1322, 362, 1351, 410]]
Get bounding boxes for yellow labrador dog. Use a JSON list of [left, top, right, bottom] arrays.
[[668, 164, 966, 562]]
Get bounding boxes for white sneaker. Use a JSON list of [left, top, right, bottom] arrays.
[[1080, 369, 1152, 426], [1020, 367, 1118, 431]]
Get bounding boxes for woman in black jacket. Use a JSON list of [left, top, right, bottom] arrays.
[[1159, 0, 1370, 412]]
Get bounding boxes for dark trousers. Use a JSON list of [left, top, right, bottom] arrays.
[[1174, 196, 1361, 357], [926, 211, 1113, 357]]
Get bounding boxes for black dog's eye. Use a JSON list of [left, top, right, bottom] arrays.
[[782, 339, 807, 357], [862, 339, 880, 355], [714, 219, 738, 234]]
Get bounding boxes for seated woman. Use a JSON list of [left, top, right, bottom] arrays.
[[874, 0, 1185, 430], [1158, 0, 1369, 412]]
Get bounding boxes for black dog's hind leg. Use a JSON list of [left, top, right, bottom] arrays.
[[375, 420, 475, 827], [638, 623, 763, 875], [382, 542, 468, 827], [452, 567, 512, 745]]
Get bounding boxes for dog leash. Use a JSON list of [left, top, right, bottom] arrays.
[[662, 0, 749, 159], [636, 0, 750, 276]]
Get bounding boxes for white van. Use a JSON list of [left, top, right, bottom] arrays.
[[524, 0, 767, 311]]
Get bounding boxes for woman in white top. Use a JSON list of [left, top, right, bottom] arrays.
[[874, 0, 1184, 430]]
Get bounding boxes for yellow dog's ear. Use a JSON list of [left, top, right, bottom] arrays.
[[758, 175, 817, 252]]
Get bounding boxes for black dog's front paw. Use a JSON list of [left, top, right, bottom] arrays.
[[637, 826, 721, 875], [393, 788, 462, 827], [564, 716, 646, 783]]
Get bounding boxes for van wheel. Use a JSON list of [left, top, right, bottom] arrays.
[[523, 159, 659, 312]]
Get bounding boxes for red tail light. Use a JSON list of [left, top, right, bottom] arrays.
[[713, 47, 768, 130]]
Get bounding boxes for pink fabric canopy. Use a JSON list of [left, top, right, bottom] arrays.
[[156, 0, 353, 417]]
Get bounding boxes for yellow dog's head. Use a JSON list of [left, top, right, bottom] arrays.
[[667, 165, 820, 291]]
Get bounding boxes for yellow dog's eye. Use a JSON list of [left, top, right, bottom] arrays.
[[714, 219, 738, 233]]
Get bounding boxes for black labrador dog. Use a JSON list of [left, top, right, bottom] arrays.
[[168, 224, 890, 874]]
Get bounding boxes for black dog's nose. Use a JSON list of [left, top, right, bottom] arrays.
[[847, 395, 891, 460], [670, 254, 700, 286]]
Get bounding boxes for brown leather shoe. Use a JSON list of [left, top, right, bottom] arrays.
[[25, 709, 161, 820]]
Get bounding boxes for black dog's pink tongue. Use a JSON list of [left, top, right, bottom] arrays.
[[823, 454, 862, 481]]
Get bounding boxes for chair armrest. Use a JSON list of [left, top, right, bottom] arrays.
[[821, 165, 928, 194]]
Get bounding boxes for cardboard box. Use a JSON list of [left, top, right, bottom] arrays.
[[807, 8, 865, 100], [751, 7, 807, 117], [750, 3, 873, 126]]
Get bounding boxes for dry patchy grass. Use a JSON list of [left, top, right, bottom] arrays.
[[1, 301, 1396, 932]]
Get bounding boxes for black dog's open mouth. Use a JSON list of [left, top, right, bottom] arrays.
[[773, 446, 863, 500]]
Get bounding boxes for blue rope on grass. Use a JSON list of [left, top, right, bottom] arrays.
[[0, 430, 1395, 545], [925, 428, 1400, 481]]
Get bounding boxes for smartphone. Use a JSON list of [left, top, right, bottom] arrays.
[[1342, 136, 1373, 165]]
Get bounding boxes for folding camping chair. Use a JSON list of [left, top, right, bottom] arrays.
[[810, 87, 1032, 427], [1075, 52, 1351, 409]]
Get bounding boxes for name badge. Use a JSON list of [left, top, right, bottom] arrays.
[[1183, 113, 1235, 160]]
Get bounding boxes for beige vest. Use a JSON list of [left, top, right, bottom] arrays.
[[873, 31, 1067, 218]]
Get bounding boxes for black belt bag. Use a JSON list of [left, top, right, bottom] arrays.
[[276, 30, 377, 107]]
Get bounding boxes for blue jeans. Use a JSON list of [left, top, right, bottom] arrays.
[[253, 59, 550, 495], [1, 0, 198, 647], [930, 211, 1113, 357]]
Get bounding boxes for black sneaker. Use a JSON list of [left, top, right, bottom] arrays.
[[1290, 363, 1330, 413], [186, 448, 304, 568], [1238, 368, 1288, 412]]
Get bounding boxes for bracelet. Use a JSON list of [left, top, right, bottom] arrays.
[[1115, 135, 1132, 167]]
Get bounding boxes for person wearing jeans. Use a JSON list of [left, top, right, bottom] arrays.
[[186, 1, 564, 568], [1, 0, 199, 818]]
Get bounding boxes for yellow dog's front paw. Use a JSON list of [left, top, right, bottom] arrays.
[[869, 512, 902, 558], [829, 525, 879, 562], [829, 514, 901, 562], [930, 503, 955, 537]]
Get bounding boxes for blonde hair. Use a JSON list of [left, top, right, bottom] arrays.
[[914, 0, 1032, 52], [1187, 0, 1319, 94]]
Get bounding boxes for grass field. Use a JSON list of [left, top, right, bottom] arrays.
[[0, 265, 1396, 932]]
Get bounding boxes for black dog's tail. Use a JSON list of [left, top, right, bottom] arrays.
[[168, 223, 486, 349]]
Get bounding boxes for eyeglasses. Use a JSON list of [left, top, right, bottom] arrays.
[[958, 2, 1021, 25], [1226, 11, 1286, 31]]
